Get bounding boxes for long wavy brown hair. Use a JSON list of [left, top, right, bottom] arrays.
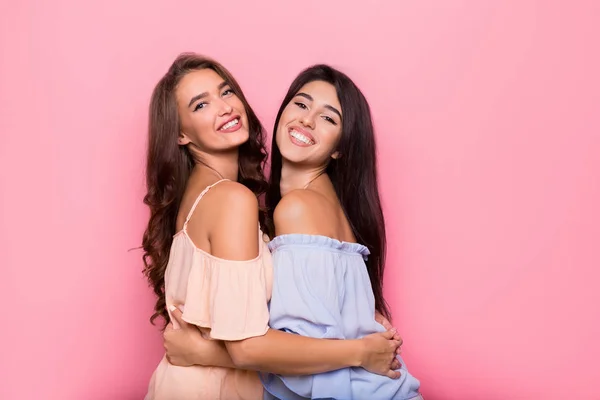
[[142, 53, 270, 328]]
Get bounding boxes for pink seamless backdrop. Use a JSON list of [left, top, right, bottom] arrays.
[[1, 1, 599, 399]]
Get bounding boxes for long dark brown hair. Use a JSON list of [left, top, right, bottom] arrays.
[[266, 65, 391, 319], [142, 53, 269, 327]]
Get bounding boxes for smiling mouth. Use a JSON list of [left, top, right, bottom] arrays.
[[219, 118, 240, 131], [289, 129, 315, 145]]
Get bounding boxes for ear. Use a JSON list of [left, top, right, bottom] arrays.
[[178, 131, 192, 146], [331, 151, 341, 160]]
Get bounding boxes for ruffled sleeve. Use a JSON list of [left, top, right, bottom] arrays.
[[180, 248, 273, 341]]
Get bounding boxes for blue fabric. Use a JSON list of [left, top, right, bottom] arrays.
[[260, 234, 421, 400]]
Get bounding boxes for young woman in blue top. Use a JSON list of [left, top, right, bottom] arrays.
[[259, 64, 422, 399]]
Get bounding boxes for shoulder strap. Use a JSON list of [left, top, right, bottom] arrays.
[[183, 179, 230, 229]]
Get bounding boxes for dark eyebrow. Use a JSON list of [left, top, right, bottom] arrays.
[[188, 92, 207, 107], [295, 92, 342, 119], [188, 81, 231, 108], [296, 92, 313, 102]]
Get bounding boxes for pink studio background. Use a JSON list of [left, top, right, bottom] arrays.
[[1, 1, 598, 399]]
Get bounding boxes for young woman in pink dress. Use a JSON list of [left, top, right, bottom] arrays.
[[141, 53, 402, 400]]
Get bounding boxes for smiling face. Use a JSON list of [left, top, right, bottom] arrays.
[[175, 68, 249, 153], [275, 80, 343, 167]]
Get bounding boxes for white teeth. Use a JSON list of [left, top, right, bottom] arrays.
[[290, 130, 314, 145], [220, 119, 239, 130]]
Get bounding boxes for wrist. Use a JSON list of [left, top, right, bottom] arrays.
[[349, 339, 365, 368], [190, 336, 207, 366]]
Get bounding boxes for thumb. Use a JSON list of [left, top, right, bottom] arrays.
[[381, 328, 397, 340], [168, 305, 187, 329]]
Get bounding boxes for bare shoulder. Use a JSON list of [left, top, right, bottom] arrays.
[[206, 180, 258, 208], [188, 180, 260, 260], [274, 190, 329, 235], [203, 181, 258, 223], [274, 190, 314, 220], [187, 180, 258, 233]]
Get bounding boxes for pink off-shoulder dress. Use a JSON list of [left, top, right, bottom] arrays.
[[145, 179, 273, 400]]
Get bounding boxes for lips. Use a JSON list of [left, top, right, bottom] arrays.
[[218, 115, 241, 131], [288, 126, 315, 146]]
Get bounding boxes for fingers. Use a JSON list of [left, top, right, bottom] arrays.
[[381, 328, 397, 340], [385, 369, 401, 379], [163, 323, 174, 343], [391, 358, 401, 370], [168, 304, 186, 328], [375, 311, 394, 331], [381, 318, 393, 331]]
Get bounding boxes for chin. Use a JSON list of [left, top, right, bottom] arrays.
[[279, 146, 309, 164], [230, 128, 250, 144]]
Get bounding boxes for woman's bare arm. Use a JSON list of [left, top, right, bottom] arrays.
[[165, 308, 401, 377]]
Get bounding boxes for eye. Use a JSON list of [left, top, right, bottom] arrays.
[[323, 115, 337, 125], [193, 102, 207, 111], [222, 88, 234, 97], [294, 102, 307, 109]]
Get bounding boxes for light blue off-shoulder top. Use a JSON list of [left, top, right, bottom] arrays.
[[260, 234, 421, 400]]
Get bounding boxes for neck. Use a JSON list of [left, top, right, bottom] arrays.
[[194, 150, 239, 182], [280, 160, 326, 196]]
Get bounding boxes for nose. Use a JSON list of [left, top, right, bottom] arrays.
[[300, 111, 316, 129], [217, 98, 233, 116]]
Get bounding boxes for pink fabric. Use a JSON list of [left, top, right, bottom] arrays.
[[172, 229, 273, 340], [145, 180, 273, 399]]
